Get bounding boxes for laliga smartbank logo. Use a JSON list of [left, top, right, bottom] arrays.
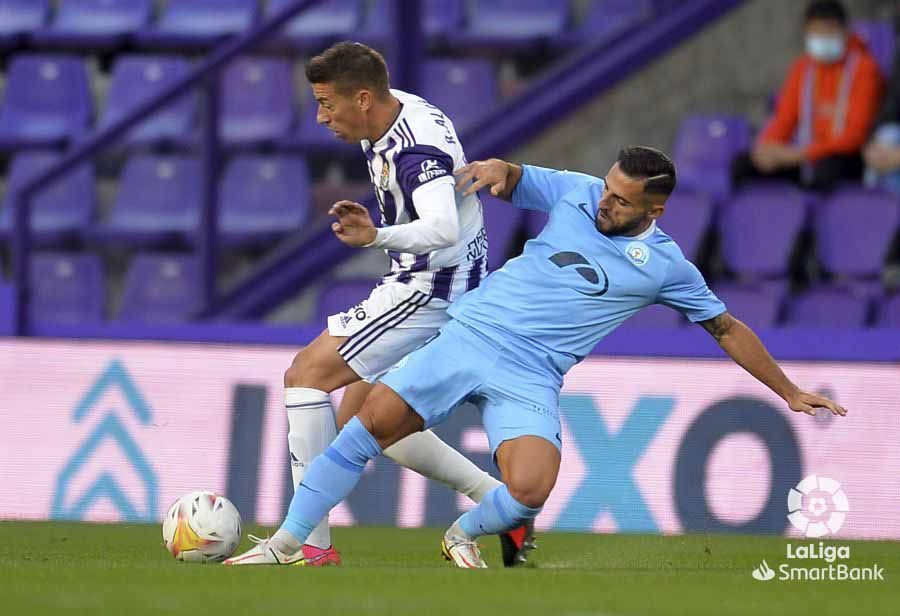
[[750, 475, 884, 582], [787, 474, 848, 537]]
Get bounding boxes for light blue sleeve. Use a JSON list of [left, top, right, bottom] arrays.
[[511, 164, 601, 213], [657, 256, 727, 323]]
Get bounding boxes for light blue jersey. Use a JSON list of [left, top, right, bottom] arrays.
[[448, 165, 726, 384], [381, 164, 726, 455]]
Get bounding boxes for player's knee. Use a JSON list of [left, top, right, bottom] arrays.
[[284, 348, 327, 389], [506, 476, 553, 509], [357, 385, 423, 447]]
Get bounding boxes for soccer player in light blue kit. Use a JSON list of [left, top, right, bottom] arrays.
[[228, 146, 847, 568]]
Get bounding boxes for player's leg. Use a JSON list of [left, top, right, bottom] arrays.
[[225, 384, 422, 566], [442, 388, 561, 568], [337, 381, 501, 504], [283, 283, 436, 560], [442, 436, 559, 569], [226, 319, 483, 565], [272, 385, 429, 556], [283, 329, 358, 559]]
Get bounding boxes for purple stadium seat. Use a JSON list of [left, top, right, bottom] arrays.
[[0, 0, 50, 49], [31, 0, 152, 49], [221, 57, 296, 147], [719, 182, 807, 279], [481, 194, 524, 271], [853, 20, 895, 78], [30, 252, 104, 323], [657, 188, 713, 261], [0, 151, 95, 244], [876, 294, 900, 327], [785, 286, 870, 328], [713, 283, 785, 330], [0, 54, 91, 149], [421, 0, 465, 38], [362, 0, 465, 44], [315, 278, 378, 322], [619, 303, 684, 329], [421, 59, 498, 133], [269, 0, 361, 50], [816, 187, 900, 279], [219, 155, 311, 248], [673, 114, 752, 203], [99, 55, 196, 147], [447, 0, 571, 51], [553, 0, 654, 50], [137, 0, 258, 49], [118, 253, 201, 322], [93, 154, 201, 246]]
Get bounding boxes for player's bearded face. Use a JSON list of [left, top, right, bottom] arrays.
[[311, 82, 366, 143], [598, 165, 659, 237]]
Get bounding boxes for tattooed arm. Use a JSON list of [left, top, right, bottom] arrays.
[[698, 312, 847, 417]]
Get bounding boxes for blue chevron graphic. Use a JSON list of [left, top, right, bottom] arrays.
[[51, 360, 158, 522]]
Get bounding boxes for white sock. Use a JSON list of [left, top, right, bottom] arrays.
[[286, 387, 337, 549], [383, 430, 501, 502]]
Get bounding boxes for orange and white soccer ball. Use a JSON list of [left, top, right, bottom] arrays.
[[162, 491, 242, 563]]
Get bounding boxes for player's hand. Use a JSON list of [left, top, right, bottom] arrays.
[[785, 389, 847, 417], [329, 200, 378, 247], [455, 159, 511, 197]]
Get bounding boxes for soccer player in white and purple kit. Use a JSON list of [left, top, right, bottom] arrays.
[[225, 42, 533, 567], [228, 146, 848, 568]]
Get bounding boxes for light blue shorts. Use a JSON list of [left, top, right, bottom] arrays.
[[380, 319, 562, 456]]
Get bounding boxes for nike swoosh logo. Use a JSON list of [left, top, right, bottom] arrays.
[[577, 202, 596, 224], [576, 263, 609, 297]]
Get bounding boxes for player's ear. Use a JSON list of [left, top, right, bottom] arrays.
[[648, 202, 665, 220], [357, 89, 373, 112]]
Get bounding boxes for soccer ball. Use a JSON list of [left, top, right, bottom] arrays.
[[162, 491, 242, 563]]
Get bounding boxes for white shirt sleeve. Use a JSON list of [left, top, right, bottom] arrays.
[[366, 176, 460, 253]]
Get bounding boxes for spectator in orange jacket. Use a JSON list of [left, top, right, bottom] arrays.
[[732, 0, 884, 192]]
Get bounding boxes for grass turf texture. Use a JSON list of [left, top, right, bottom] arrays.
[[1, 522, 896, 615]]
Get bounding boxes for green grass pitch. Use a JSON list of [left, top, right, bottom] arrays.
[[1, 522, 896, 615]]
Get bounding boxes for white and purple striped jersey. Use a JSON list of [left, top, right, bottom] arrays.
[[362, 89, 487, 302]]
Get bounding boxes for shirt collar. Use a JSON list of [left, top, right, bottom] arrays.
[[631, 220, 657, 241]]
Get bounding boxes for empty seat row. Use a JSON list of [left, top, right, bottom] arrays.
[[0, 53, 499, 150], [0, 0, 655, 52], [27, 251, 200, 323], [518, 183, 899, 281], [0, 152, 311, 249]]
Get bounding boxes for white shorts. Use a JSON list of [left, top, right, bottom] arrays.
[[327, 281, 451, 381]]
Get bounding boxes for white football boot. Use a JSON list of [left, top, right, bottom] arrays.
[[223, 534, 305, 566], [441, 526, 487, 569]]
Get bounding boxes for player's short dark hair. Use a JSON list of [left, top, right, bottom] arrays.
[[305, 41, 391, 98], [805, 0, 847, 26], [616, 146, 677, 197]]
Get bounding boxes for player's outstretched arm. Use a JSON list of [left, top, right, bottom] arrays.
[[699, 312, 848, 418], [455, 159, 523, 201]]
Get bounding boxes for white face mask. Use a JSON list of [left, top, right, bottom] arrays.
[[806, 34, 846, 63]]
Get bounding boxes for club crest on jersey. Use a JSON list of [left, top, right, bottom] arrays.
[[380, 160, 391, 191], [626, 241, 650, 267], [417, 159, 447, 183]]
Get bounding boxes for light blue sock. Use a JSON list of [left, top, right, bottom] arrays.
[[458, 485, 542, 537], [279, 416, 382, 543]]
